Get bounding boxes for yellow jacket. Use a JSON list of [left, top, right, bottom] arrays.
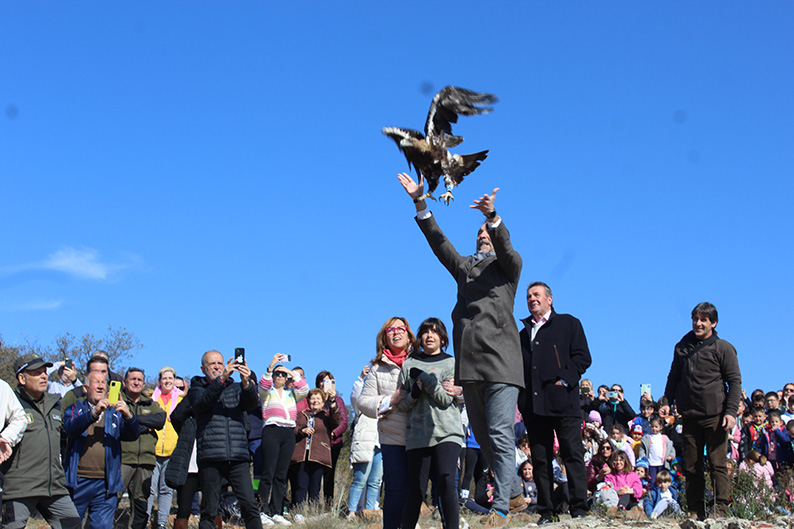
[[154, 391, 184, 457]]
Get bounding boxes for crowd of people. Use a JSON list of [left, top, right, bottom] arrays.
[[1, 180, 792, 529]]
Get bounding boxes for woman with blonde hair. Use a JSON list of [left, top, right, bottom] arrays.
[[358, 316, 415, 529], [148, 366, 185, 529]]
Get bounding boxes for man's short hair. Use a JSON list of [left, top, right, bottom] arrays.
[[691, 302, 718, 323], [528, 281, 552, 297], [125, 367, 144, 379], [87, 355, 109, 372], [751, 407, 766, 416], [765, 391, 779, 400], [655, 470, 672, 484]]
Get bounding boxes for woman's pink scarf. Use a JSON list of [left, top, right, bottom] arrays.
[[152, 386, 184, 417]]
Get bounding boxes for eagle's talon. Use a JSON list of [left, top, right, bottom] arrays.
[[418, 192, 437, 202], [439, 191, 454, 205]]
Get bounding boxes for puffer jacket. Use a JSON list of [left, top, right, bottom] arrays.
[[2, 386, 67, 499], [349, 373, 380, 464], [357, 357, 407, 446], [154, 391, 184, 457], [164, 396, 196, 489], [189, 375, 258, 462]]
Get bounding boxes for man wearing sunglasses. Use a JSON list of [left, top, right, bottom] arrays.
[[189, 350, 261, 529], [400, 174, 524, 524]]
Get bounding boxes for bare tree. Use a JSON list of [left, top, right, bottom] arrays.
[[19, 326, 144, 381], [0, 334, 24, 385]]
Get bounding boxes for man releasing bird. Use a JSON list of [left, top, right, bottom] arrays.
[[382, 86, 497, 204]]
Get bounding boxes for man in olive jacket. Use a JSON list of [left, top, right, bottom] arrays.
[[1, 354, 81, 529], [189, 350, 261, 529], [119, 368, 166, 529], [664, 302, 741, 520], [400, 173, 523, 519], [518, 283, 591, 523]]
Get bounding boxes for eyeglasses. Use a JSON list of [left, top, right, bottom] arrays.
[[386, 326, 407, 335], [600, 446, 613, 451], [175, 386, 186, 391], [273, 371, 289, 378]]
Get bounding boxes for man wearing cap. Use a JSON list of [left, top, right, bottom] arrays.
[[0, 366, 28, 509], [1, 355, 81, 528], [63, 370, 140, 528]]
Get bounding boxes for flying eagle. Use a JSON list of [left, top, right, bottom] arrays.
[[382, 86, 498, 204]]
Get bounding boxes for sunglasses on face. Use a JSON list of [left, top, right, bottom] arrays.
[[175, 386, 186, 391], [273, 371, 289, 378]]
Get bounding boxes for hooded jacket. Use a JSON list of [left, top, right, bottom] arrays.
[[2, 386, 68, 499]]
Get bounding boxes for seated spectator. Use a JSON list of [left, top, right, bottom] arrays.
[[517, 460, 538, 513], [629, 425, 644, 460], [291, 388, 341, 508], [64, 371, 140, 528], [629, 400, 656, 434], [586, 441, 613, 492], [515, 433, 531, 470], [609, 424, 636, 466], [462, 469, 495, 515], [739, 449, 774, 489], [634, 458, 650, 496], [767, 411, 792, 469], [739, 407, 769, 460], [638, 417, 675, 482], [766, 391, 787, 415], [581, 422, 603, 464], [644, 470, 681, 519], [603, 452, 642, 511]]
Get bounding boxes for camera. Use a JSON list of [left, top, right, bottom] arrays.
[[607, 391, 619, 400]]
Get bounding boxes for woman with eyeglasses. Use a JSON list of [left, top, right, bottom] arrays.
[[358, 317, 416, 529], [258, 354, 308, 525], [586, 441, 614, 493]]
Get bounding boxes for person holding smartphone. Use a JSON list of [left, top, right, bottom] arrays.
[[258, 354, 308, 525]]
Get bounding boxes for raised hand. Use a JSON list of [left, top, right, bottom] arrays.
[[470, 187, 499, 215], [398, 172, 425, 201]]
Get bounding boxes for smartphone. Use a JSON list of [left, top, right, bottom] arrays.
[[235, 348, 245, 365], [640, 383, 652, 396], [323, 380, 334, 393], [108, 380, 122, 404], [282, 354, 292, 363], [64, 358, 74, 369]]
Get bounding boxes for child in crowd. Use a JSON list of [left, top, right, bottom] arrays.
[[783, 397, 794, 424], [517, 461, 538, 513], [638, 418, 676, 482], [515, 434, 531, 470], [610, 424, 636, 466], [643, 470, 682, 519], [767, 411, 793, 469], [669, 458, 684, 490], [630, 399, 656, 435], [462, 469, 494, 515], [739, 449, 774, 489], [634, 458, 650, 496], [582, 422, 604, 464], [740, 407, 770, 461], [629, 425, 644, 460], [604, 452, 643, 511]]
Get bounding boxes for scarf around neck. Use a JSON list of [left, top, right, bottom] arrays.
[[382, 348, 408, 367]]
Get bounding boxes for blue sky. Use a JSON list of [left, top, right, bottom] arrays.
[[2, 3, 793, 411]]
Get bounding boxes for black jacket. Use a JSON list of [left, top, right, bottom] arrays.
[[188, 375, 258, 462], [164, 396, 196, 489], [664, 330, 741, 419], [518, 311, 591, 418], [2, 387, 69, 499]]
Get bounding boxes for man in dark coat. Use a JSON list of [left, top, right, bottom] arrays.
[[189, 350, 261, 529], [518, 282, 591, 524], [399, 173, 524, 520], [2, 354, 81, 528], [664, 302, 741, 520]]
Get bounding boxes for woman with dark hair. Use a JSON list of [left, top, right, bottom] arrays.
[[586, 440, 613, 492], [397, 317, 463, 529], [358, 316, 415, 529], [258, 355, 308, 525], [291, 388, 341, 509]]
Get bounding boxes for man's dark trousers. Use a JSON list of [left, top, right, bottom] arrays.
[[523, 414, 588, 516], [682, 415, 729, 518], [199, 460, 260, 529]]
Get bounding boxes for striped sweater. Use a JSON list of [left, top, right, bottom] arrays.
[[259, 374, 309, 427]]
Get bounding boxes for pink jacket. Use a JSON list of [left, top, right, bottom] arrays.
[[604, 471, 643, 499], [739, 461, 774, 488]]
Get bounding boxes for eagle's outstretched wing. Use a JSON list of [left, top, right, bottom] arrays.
[[382, 127, 425, 173], [424, 86, 498, 140]]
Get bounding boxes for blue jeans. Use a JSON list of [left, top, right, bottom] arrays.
[[148, 456, 175, 526], [381, 444, 406, 529], [463, 382, 521, 515], [347, 447, 383, 512]]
